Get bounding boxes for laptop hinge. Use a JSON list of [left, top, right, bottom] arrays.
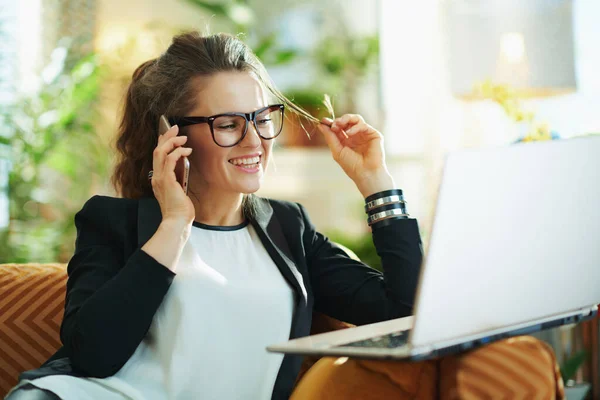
[[411, 305, 597, 356]]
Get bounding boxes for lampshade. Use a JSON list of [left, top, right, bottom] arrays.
[[443, 0, 577, 99]]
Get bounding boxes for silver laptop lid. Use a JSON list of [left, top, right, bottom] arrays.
[[411, 136, 600, 348]]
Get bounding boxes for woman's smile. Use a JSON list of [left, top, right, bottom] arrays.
[[228, 153, 262, 174]]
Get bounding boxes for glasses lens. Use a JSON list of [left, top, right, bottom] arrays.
[[212, 115, 247, 146], [255, 107, 283, 139]]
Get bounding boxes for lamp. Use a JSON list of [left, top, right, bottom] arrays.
[[443, 0, 577, 99]]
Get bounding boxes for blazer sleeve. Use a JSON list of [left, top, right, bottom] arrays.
[[300, 203, 423, 326], [60, 196, 176, 378]]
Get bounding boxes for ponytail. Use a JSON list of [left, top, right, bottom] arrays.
[[111, 58, 159, 198]]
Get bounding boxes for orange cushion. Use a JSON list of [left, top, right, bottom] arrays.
[[439, 336, 565, 399], [294, 312, 355, 387], [291, 336, 564, 400], [292, 356, 437, 399], [0, 263, 67, 397]]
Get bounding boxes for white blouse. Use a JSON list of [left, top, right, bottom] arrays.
[[11, 221, 295, 400]]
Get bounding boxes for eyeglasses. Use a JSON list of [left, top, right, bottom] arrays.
[[169, 104, 285, 148]]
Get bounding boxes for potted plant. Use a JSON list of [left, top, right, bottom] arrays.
[[0, 42, 108, 263], [561, 350, 590, 400]]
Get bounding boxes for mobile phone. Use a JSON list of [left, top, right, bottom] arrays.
[[159, 115, 190, 195]]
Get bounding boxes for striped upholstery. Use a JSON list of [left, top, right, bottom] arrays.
[[292, 336, 565, 399], [0, 263, 68, 397], [439, 336, 565, 399], [0, 263, 566, 399]]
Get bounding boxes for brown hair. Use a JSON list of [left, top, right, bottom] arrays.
[[111, 31, 318, 203]]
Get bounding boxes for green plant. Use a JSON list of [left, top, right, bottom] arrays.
[[311, 34, 379, 115], [560, 350, 588, 384], [326, 230, 381, 272], [181, 0, 299, 67], [181, 0, 379, 118], [0, 42, 108, 263]]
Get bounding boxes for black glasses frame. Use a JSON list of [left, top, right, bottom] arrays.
[[169, 104, 285, 148]]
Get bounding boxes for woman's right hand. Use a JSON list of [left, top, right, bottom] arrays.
[[143, 125, 194, 272], [151, 125, 194, 225]]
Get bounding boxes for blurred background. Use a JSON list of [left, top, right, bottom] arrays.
[[0, 0, 598, 396]]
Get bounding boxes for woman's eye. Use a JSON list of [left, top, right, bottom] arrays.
[[217, 123, 237, 130], [257, 118, 272, 125]]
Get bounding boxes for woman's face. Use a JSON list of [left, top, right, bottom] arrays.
[[184, 71, 274, 197]]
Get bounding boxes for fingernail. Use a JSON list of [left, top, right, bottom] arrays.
[[321, 119, 333, 128]]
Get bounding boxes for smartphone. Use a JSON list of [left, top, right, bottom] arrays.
[[159, 115, 190, 195]]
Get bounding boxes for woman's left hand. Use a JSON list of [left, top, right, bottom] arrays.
[[318, 114, 396, 198]]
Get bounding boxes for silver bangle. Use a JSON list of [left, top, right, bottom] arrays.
[[365, 195, 406, 213], [367, 209, 410, 225]]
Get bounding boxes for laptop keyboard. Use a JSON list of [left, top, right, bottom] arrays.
[[335, 329, 410, 349]]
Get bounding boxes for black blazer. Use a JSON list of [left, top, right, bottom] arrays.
[[20, 195, 423, 399]]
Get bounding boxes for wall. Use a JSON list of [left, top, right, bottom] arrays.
[[379, 0, 600, 238]]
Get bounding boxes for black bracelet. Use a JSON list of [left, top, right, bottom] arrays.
[[364, 195, 406, 213], [364, 189, 403, 203], [368, 209, 410, 225], [367, 202, 407, 217], [371, 215, 410, 230]]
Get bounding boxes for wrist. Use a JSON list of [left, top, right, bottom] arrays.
[[356, 170, 396, 199], [159, 218, 191, 241]]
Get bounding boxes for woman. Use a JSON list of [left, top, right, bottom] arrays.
[[6, 31, 421, 399]]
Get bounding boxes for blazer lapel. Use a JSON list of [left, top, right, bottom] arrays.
[[252, 198, 308, 306]]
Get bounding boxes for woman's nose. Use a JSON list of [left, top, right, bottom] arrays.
[[240, 121, 261, 148]]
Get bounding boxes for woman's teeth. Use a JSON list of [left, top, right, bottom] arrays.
[[229, 156, 260, 166]]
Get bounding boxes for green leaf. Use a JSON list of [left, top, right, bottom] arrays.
[[326, 230, 382, 271], [45, 149, 76, 178], [284, 89, 326, 109], [560, 350, 588, 382], [0, 40, 105, 262], [274, 50, 297, 65], [253, 34, 276, 59], [324, 56, 345, 75], [181, 0, 229, 17]]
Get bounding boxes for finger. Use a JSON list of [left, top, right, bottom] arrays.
[[164, 147, 193, 176], [160, 135, 188, 154], [153, 135, 187, 178], [317, 122, 343, 157], [327, 119, 349, 139], [345, 122, 378, 137], [320, 117, 333, 127], [157, 124, 180, 144], [332, 114, 364, 131], [155, 135, 187, 166], [321, 118, 348, 140]]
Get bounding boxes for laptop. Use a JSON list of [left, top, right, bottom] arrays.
[[267, 135, 600, 361]]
